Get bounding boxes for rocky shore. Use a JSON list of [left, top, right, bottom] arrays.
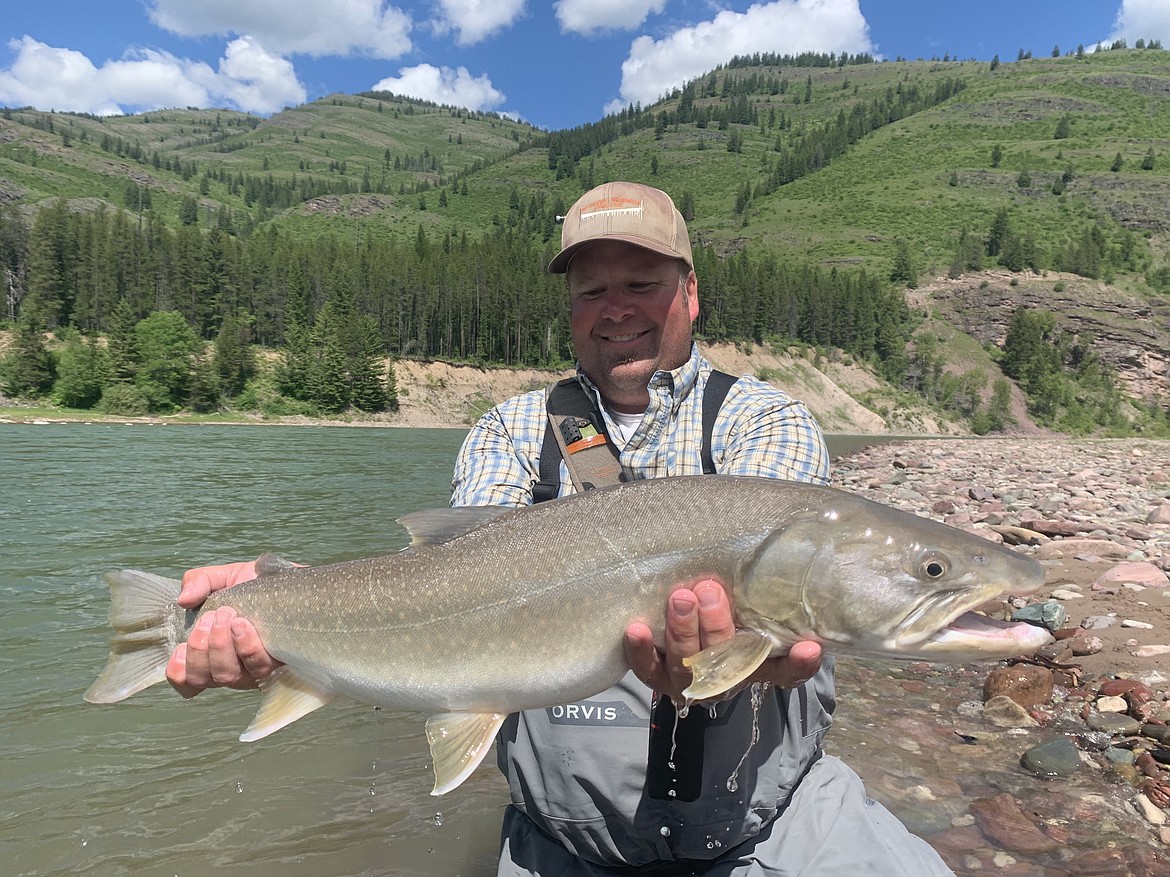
[[829, 438, 1170, 874]]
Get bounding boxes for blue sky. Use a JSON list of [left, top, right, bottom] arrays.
[[1, 1, 1167, 131]]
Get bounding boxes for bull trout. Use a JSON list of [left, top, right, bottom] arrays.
[[85, 475, 1051, 794]]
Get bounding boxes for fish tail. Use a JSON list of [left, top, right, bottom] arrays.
[[83, 570, 189, 704]]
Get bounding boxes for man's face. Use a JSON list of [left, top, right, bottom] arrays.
[[567, 240, 699, 413]]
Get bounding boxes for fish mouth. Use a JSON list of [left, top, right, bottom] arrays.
[[919, 611, 1055, 656], [893, 588, 977, 647], [893, 589, 1053, 658]]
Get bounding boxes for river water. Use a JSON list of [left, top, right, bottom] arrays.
[[2, 423, 1165, 876]]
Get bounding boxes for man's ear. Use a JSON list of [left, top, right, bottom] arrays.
[[685, 271, 699, 321]]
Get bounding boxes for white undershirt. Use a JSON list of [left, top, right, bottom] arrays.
[[607, 409, 643, 446]]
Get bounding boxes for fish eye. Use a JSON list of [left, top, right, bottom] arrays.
[[920, 556, 950, 579]]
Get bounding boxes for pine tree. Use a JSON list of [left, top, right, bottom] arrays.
[[213, 312, 255, 397], [347, 316, 389, 412], [187, 353, 220, 413], [22, 199, 74, 329], [179, 195, 199, 226], [987, 207, 1011, 257], [1, 324, 55, 396], [307, 302, 350, 413], [889, 239, 917, 287], [277, 319, 312, 399], [106, 299, 139, 382]]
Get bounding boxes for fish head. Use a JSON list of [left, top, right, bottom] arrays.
[[738, 491, 1052, 662]]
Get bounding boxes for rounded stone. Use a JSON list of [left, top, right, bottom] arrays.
[[1086, 712, 1142, 736], [1020, 736, 1081, 777], [982, 695, 1039, 728], [983, 665, 1054, 708]]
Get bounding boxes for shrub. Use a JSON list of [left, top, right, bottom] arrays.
[[97, 383, 149, 416]]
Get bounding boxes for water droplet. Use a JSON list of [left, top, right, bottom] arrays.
[[235, 782, 243, 794], [659, 826, 671, 837], [369, 783, 376, 796], [432, 812, 443, 826], [677, 703, 690, 719], [667, 789, 677, 797], [725, 682, 769, 794], [81, 839, 87, 848]]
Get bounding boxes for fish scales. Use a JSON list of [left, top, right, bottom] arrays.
[[85, 475, 1053, 795], [208, 477, 787, 712]]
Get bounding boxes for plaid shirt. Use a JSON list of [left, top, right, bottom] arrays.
[[451, 344, 829, 507]]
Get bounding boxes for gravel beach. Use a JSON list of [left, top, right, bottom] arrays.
[[829, 437, 1170, 681], [827, 438, 1170, 871]]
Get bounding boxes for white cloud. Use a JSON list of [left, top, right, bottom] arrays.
[[147, 0, 413, 58], [555, 0, 667, 36], [0, 36, 305, 116], [605, 0, 875, 114], [370, 63, 505, 111], [206, 37, 307, 113], [1107, 0, 1170, 45], [432, 0, 526, 45]]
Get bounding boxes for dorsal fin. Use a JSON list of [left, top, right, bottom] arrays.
[[397, 507, 513, 546]]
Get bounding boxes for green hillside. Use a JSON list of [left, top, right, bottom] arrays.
[[3, 47, 1168, 276], [1, 46, 1168, 433]]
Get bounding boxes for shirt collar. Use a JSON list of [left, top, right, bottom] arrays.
[[576, 342, 703, 413]]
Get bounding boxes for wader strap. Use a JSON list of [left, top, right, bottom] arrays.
[[700, 370, 737, 475], [533, 370, 739, 503], [533, 378, 621, 503]]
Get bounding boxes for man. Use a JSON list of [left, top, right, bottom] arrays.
[[168, 182, 952, 875]]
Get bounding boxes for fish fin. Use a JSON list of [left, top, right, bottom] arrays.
[[84, 570, 186, 704], [239, 666, 336, 741], [682, 629, 774, 701], [255, 553, 300, 576], [425, 711, 507, 795], [398, 507, 513, 546]]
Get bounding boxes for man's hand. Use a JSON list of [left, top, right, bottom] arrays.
[[625, 579, 822, 703], [165, 560, 283, 698]]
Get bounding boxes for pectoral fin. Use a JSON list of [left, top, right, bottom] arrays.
[[239, 666, 336, 742], [682, 629, 774, 701], [425, 711, 507, 795]]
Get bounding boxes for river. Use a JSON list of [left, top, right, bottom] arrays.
[[2, 423, 1164, 876]]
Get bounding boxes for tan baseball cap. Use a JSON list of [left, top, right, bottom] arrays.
[[547, 182, 693, 274]]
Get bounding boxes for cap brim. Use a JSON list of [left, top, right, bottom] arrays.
[[546, 236, 691, 274]]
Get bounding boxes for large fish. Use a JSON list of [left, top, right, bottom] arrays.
[[85, 475, 1051, 794]]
